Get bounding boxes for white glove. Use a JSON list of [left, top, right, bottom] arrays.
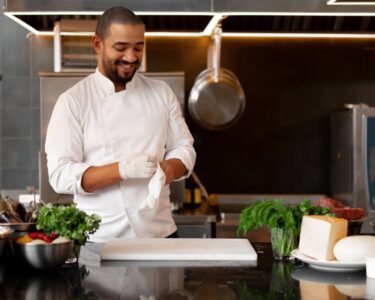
[[119, 153, 157, 180]]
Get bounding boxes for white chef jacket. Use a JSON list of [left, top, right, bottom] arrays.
[[45, 69, 196, 242]]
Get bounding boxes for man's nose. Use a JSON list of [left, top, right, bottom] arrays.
[[122, 49, 138, 63]]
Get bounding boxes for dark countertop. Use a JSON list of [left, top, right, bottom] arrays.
[[0, 242, 371, 300]]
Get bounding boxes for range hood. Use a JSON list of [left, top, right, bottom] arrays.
[[4, 0, 375, 37]]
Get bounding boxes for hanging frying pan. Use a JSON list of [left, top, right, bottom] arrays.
[[188, 26, 246, 130]]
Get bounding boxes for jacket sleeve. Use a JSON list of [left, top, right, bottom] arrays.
[[162, 82, 196, 180], [45, 93, 91, 195]]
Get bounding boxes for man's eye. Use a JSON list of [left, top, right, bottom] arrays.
[[115, 48, 125, 52], [134, 48, 143, 52]]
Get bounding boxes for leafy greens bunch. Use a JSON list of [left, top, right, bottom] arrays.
[[237, 199, 334, 236], [36, 203, 101, 246]]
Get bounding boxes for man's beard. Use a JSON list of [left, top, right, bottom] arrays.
[[102, 56, 140, 87]]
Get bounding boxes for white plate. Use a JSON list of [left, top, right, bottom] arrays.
[[291, 249, 365, 272]]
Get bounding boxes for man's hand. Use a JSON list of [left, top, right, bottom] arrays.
[[159, 160, 175, 185], [159, 158, 187, 185], [119, 153, 157, 180]]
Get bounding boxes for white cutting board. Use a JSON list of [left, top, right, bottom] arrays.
[[100, 238, 257, 261]]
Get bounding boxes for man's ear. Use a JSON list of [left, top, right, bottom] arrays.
[[92, 35, 102, 54]]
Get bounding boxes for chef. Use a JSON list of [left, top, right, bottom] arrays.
[[45, 6, 196, 242]]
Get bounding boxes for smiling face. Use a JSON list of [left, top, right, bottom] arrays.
[[93, 23, 145, 92]]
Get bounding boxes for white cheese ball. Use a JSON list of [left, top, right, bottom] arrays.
[[52, 236, 71, 244], [29, 239, 47, 245], [334, 235, 375, 262]]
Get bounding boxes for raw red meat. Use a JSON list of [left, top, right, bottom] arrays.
[[313, 197, 347, 209], [331, 207, 365, 220], [313, 197, 365, 220]]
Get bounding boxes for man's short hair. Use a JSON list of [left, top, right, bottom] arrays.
[[95, 6, 144, 39]]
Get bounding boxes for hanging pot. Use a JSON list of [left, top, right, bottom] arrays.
[[188, 26, 246, 130]]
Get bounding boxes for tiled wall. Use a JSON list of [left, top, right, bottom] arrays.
[[0, 3, 53, 190]]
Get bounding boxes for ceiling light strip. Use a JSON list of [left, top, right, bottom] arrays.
[[146, 32, 203, 37], [224, 11, 375, 16], [327, 0, 375, 5], [6, 11, 375, 16], [4, 13, 375, 39], [4, 11, 216, 16], [38, 31, 375, 38], [3, 12, 39, 34], [34, 31, 204, 37], [222, 32, 375, 38]]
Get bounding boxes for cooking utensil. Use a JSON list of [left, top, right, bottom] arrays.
[[188, 26, 246, 130], [14, 239, 73, 269]]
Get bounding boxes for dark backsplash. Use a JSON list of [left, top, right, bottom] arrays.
[[146, 37, 375, 194]]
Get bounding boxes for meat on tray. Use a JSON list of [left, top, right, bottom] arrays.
[[313, 197, 365, 221]]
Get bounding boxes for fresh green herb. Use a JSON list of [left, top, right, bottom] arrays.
[[237, 199, 335, 258], [291, 199, 334, 232], [36, 203, 101, 246], [237, 198, 334, 236], [237, 199, 295, 235]]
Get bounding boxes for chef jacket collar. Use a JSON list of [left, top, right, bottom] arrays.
[[94, 68, 137, 96]]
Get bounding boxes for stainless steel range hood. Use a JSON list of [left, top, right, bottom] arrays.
[[4, 0, 375, 37]]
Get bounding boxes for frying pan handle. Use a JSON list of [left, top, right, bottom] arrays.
[[212, 26, 222, 82]]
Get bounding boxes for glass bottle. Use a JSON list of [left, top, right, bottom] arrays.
[[184, 176, 201, 209]]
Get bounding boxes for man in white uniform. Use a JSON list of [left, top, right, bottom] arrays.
[[45, 6, 196, 242]]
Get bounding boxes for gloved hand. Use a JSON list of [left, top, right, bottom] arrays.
[[119, 153, 157, 180]]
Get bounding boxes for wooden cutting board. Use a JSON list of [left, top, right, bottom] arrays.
[[100, 238, 257, 261]]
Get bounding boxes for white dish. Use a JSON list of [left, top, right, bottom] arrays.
[[291, 249, 365, 272]]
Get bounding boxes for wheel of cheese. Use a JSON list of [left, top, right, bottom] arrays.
[[333, 235, 375, 262]]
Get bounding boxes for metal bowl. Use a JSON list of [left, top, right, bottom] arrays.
[[14, 240, 73, 269], [0, 227, 12, 260], [0, 222, 36, 232]]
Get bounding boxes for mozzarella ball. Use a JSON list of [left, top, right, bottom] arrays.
[[334, 235, 375, 262]]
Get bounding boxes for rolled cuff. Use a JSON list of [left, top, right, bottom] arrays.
[[76, 164, 95, 195], [164, 149, 196, 181], [49, 161, 93, 195]]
